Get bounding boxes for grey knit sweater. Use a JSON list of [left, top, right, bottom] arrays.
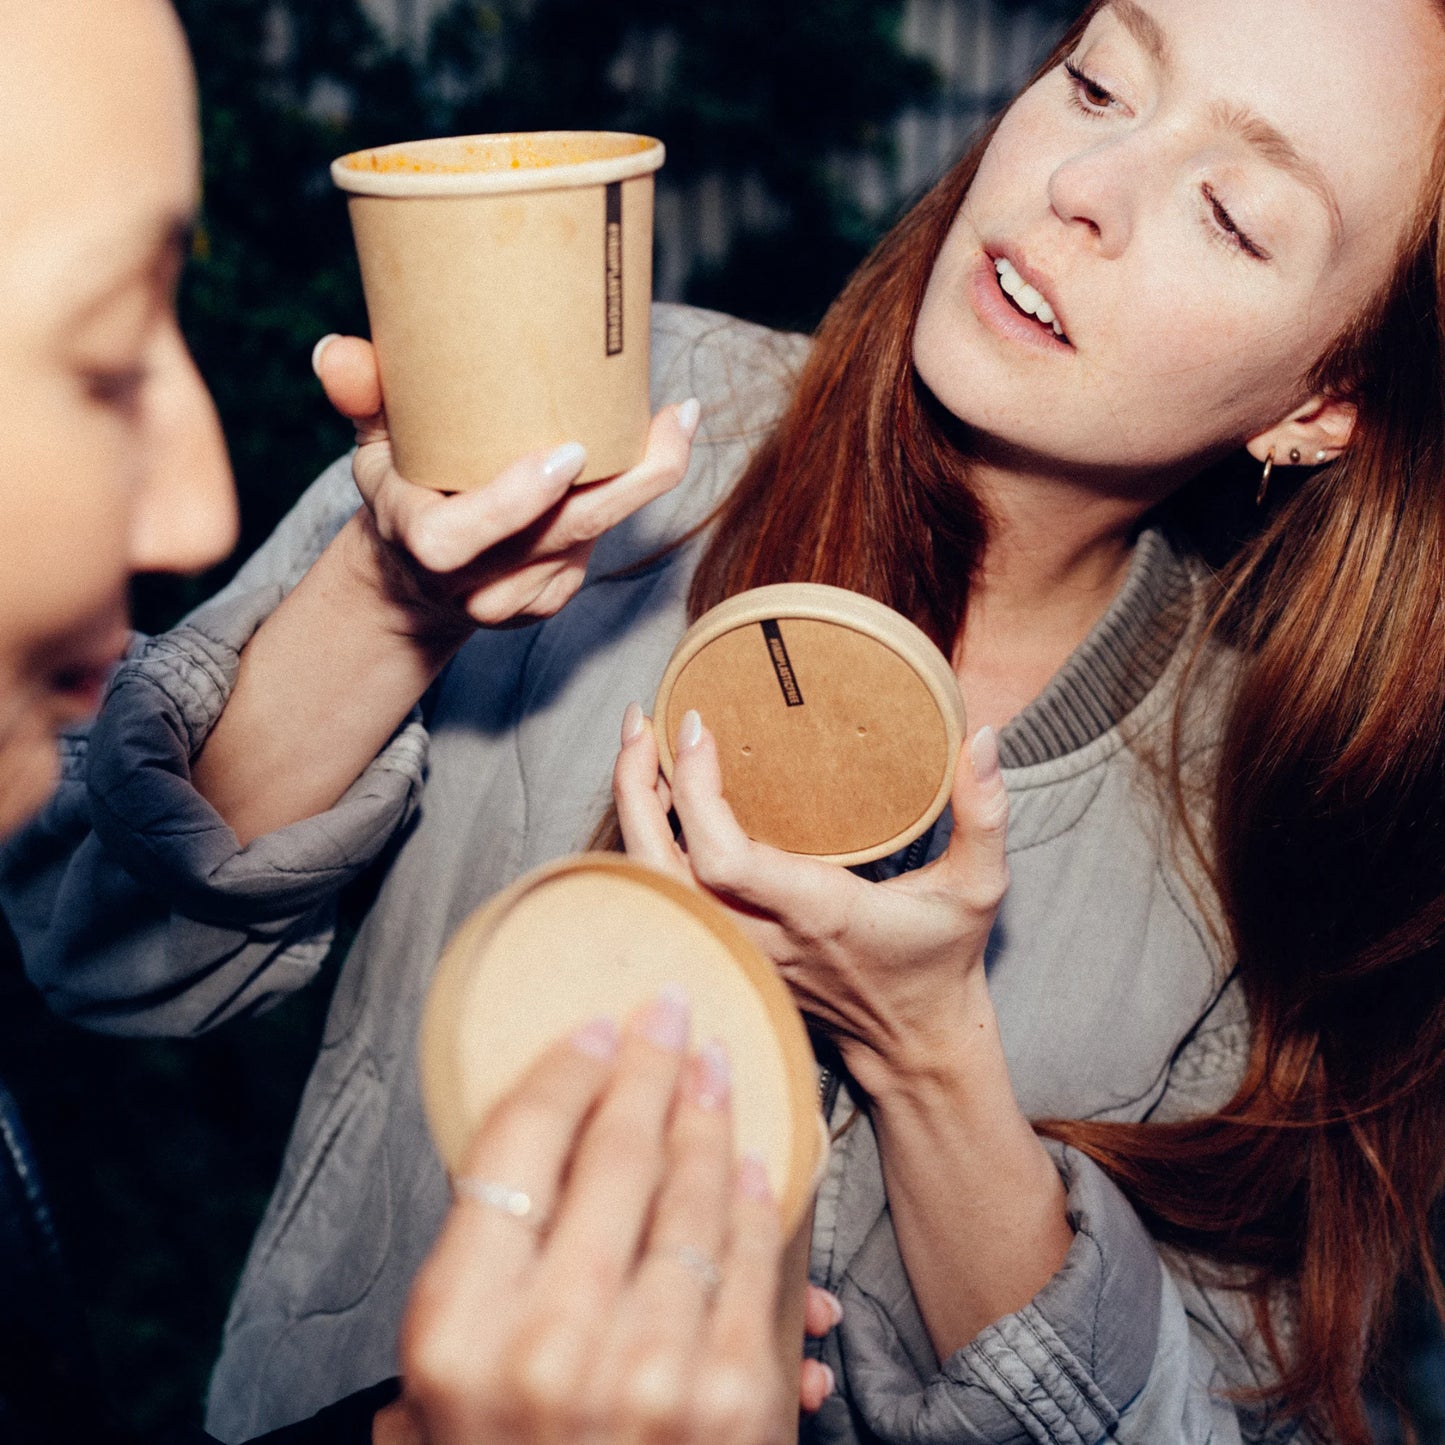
[[1, 305, 1297, 1444]]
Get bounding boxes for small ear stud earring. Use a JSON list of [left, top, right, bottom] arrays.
[[1289, 448, 1302, 464], [1316, 450, 1328, 463]]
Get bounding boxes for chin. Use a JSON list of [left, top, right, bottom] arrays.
[[0, 736, 61, 840]]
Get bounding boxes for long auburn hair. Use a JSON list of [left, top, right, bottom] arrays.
[[677, 6, 1445, 1442]]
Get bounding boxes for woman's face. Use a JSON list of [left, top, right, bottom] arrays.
[[915, 0, 1445, 485], [0, 0, 236, 835]]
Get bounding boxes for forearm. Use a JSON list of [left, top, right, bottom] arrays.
[[192, 510, 463, 845], [851, 972, 1074, 1362]]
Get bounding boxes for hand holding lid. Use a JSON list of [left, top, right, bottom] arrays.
[[613, 705, 1010, 1098], [384, 1001, 795, 1445]]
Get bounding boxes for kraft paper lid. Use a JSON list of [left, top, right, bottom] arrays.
[[419, 854, 826, 1236], [333, 130, 665, 198], [654, 583, 966, 867]]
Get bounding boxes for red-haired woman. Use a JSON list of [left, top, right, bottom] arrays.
[[8, 0, 1445, 1441]]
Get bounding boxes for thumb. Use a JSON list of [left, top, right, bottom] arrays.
[[934, 726, 1010, 910], [313, 333, 386, 434]]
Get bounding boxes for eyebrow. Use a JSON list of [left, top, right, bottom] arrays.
[[1105, 0, 1169, 67], [1100, 0, 1345, 244], [1208, 103, 1345, 242]]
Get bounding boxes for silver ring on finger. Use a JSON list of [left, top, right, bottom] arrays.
[[655, 1242, 723, 1300], [453, 1176, 546, 1234]]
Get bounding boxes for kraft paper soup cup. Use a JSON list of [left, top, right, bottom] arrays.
[[420, 854, 828, 1430], [332, 131, 664, 491]]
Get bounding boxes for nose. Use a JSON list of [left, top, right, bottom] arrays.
[[127, 327, 239, 577], [1046, 137, 1139, 259]]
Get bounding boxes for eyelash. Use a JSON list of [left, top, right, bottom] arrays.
[[1201, 185, 1269, 261], [1061, 59, 1269, 263], [1063, 59, 1116, 117]]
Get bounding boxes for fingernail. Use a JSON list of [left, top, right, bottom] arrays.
[[639, 984, 690, 1051], [676, 397, 702, 437], [621, 701, 645, 746], [819, 1363, 837, 1397], [541, 441, 587, 483], [310, 333, 341, 378], [693, 1039, 732, 1110], [738, 1151, 773, 1201], [677, 709, 703, 751], [570, 1015, 620, 1060], [818, 1290, 844, 1328], [970, 725, 1001, 785]]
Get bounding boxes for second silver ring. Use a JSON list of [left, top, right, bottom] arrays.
[[655, 1241, 723, 1298]]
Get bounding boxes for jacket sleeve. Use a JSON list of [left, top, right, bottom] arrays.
[[820, 1015, 1312, 1445], [0, 455, 428, 1038]]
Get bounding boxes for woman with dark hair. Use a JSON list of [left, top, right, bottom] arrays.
[[0, 3, 802, 1443], [7, 0, 1445, 1441]]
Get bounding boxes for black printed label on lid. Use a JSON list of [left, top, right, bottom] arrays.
[[760, 620, 804, 707], [605, 182, 623, 356]]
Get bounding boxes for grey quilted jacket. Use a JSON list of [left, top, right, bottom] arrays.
[[0, 305, 1303, 1444]]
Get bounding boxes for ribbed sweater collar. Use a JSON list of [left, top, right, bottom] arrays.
[[996, 527, 1196, 769]]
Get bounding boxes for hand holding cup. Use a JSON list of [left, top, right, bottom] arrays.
[[313, 333, 699, 644]]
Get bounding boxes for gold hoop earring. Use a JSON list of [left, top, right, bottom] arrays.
[[1257, 449, 1275, 507]]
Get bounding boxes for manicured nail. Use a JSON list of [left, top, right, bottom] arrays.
[[570, 1015, 620, 1061], [621, 701, 645, 746], [676, 397, 702, 437], [310, 333, 341, 378], [677, 709, 703, 751], [738, 1151, 773, 1202], [639, 984, 690, 1051], [819, 1290, 844, 1328], [970, 725, 1001, 785], [819, 1363, 837, 1397], [694, 1039, 732, 1110], [541, 441, 587, 483]]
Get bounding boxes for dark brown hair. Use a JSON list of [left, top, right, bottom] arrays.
[[677, 6, 1445, 1441]]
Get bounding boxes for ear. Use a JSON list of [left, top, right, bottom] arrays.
[[1245, 395, 1357, 468]]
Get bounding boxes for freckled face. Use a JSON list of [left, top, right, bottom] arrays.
[[913, 0, 1445, 483], [0, 0, 237, 835]]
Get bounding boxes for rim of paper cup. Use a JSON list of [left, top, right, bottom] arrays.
[[331, 131, 666, 197]]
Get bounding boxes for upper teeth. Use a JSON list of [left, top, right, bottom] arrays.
[[995, 258, 1064, 337]]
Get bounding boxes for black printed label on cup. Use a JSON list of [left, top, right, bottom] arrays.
[[760, 620, 805, 708], [605, 182, 623, 356]]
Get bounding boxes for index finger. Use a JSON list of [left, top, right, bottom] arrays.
[[669, 714, 847, 925], [432, 1017, 622, 1295], [373, 442, 586, 574]]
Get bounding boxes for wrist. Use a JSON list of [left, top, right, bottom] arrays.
[[840, 966, 998, 1105], [337, 509, 473, 660]]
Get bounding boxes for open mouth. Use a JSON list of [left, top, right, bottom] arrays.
[[993, 257, 1070, 345]]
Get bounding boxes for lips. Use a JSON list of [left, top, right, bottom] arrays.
[[43, 624, 131, 720], [967, 248, 1074, 355]]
